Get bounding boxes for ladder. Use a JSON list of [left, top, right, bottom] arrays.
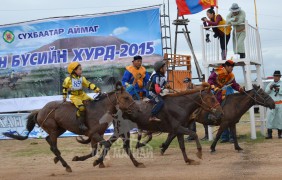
[[160, 1, 173, 86]]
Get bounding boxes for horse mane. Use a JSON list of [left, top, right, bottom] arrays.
[[88, 91, 115, 105], [166, 82, 210, 97]]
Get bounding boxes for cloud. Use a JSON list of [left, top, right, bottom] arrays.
[[112, 27, 128, 35]]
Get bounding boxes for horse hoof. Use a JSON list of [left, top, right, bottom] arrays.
[[93, 160, 99, 167], [136, 163, 146, 168], [66, 167, 72, 172], [196, 152, 202, 159], [72, 156, 79, 161], [99, 163, 105, 168], [54, 157, 59, 164], [187, 160, 200, 165], [160, 149, 165, 156], [210, 148, 216, 153], [236, 147, 243, 152]]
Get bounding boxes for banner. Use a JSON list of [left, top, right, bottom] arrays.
[[0, 113, 115, 140], [0, 6, 162, 113], [176, 0, 217, 15]]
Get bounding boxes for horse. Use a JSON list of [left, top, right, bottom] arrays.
[[84, 83, 224, 166], [159, 84, 276, 154], [3, 81, 137, 172]]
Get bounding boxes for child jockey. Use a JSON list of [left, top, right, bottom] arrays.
[[62, 62, 100, 132], [147, 61, 170, 122]]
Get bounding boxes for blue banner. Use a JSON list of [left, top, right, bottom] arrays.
[[0, 7, 162, 103]]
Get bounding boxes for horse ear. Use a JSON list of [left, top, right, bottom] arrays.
[[252, 84, 259, 89], [115, 81, 123, 92]]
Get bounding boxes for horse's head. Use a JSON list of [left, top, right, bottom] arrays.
[[200, 84, 224, 120], [251, 84, 275, 109], [113, 81, 137, 113]]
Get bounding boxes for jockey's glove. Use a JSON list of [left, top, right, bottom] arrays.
[[94, 87, 101, 93], [213, 87, 220, 92], [239, 86, 245, 93]]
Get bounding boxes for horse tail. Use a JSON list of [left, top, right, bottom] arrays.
[[3, 110, 39, 140], [76, 136, 91, 144]]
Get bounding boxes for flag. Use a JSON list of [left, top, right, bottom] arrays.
[[176, 0, 217, 16]]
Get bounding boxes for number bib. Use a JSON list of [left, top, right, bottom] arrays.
[[71, 77, 82, 90]]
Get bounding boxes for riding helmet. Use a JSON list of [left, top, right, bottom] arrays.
[[154, 61, 166, 72], [67, 62, 80, 74]]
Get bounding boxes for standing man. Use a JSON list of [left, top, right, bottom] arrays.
[[122, 55, 150, 100], [226, 3, 246, 59], [265, 70, 282, 139]]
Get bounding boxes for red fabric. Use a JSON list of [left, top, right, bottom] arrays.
[[176, 0, 191, 16], [155, 84, 161, 94], [176, 0, 217, 16]]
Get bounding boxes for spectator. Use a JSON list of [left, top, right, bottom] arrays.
[[265, 70, 282, 139], [226, 3, 246, 59], [202, 7, 232, 60]]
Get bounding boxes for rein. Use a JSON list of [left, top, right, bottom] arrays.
[[106, 91, 136, 114], [41, 101, 65, 128], [171, 89, 221, 114], [242, 88, 271, 106]]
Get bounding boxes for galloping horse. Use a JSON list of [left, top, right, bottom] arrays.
[[85, 83, 223, 166], [3, 82, 137, 172], [159, 84, 275, 154]]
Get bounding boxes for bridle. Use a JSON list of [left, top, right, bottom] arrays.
[[180, 89, 222, 114], [199, 90, 222, 114], [243, 88, 271, 106], [106, 91, 136, 114]]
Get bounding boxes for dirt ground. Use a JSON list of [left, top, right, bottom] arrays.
[[1, 132, 282, 180]]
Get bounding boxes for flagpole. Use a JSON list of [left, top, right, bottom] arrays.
[[215, 0, 218, 14], [254, 0, 258, 28]]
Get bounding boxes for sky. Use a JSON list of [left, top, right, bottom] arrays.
[[0, 0, 281, 83]]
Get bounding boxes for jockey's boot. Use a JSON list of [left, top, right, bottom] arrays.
[[278, 129, 282, 139], [265, 129, 272, 139], [77, 109, 88, 133]]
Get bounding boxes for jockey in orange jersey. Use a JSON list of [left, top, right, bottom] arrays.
[[208, 60, 244, 104], [122, 55, 150, 100]]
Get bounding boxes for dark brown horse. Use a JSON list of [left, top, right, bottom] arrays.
[[159, 84, 275, 154], [3, 81, 137, 172], [87, 83, 224, 166]]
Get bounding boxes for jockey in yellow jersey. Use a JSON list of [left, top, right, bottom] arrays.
[[62, 62, 100, 132]]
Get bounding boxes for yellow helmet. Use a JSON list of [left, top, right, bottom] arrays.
[[67, 62, 80, 74]]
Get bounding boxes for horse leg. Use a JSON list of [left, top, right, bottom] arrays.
[[176, 134, 199, 165], [135, 129, 143, 149], [45, 131, 72, 172], [230, 124, 243, 151], [141, 132, 153, 147], [179, 127, 201, 158], [72, 141, 98, 161], [92, 133, 111, 167], [98, 134, 120, 168], [175, 126, 202, 159], [136, 131, 153, 149], [160, 133, 177, 155], [210, 123, 229, 153], [122, 132, 145, 168]]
